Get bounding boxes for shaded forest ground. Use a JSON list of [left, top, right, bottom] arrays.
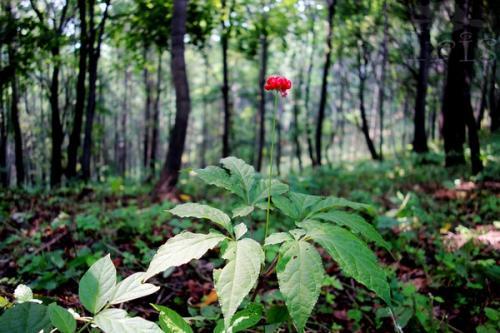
[[1, 135, 499, 332]]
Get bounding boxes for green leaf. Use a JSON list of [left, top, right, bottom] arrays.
[[94, 308, 163, 333], [79, 254, 117, 314], [48, 303, 76, 333], [194, 166, 234, 192], [234, 223, 248, 240], [310, 211, 391, 250], [264, 232, 293, 246], [277, 240, 324, 332], [273, 192, 321, 220], [214, 238, 264, 327], [221, 157, 256, 202], [232, 205, 254, 218], [307, 197, 376, 217], [152, 304, 193, 333], [301, 221, 391, 304], [249, 179, 289, 205], [144, 232, 226, 281], [110, 272, 160, 304], [214, 303, 263, 333], [169, 203, 233, 234], [0, 303, 51, 333]]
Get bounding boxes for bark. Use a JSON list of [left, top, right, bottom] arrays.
[[118, 68, 129, 176], [0, 79, 7, 187], [81, 0, 110, 181], [304, 24, 317, 166], [475, 60, 489, 128], [153, 0, 191, 197], [143, 45, 153, 169], [314, 0, 336, 166], [377, 0, 389, 160], [357, 40, 380, 160], [412, 0, 432, 153], [6, 4, 24, 185], [490, 59, 499, 131], [150, 50, 163, 174], [255, 28, 268, 172], [221, 0, 233, 157], [442, 0, 482, 173], [67, 0, 88, 179], [292, 66, 304, 172], [49, 50, 64, 186]]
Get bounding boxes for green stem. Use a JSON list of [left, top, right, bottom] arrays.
[[264, 93, 279, 240]]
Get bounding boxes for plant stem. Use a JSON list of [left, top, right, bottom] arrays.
[[264, 93, 279, 240]]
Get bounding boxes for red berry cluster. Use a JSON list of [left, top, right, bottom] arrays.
[[264, 75, 292, 97]]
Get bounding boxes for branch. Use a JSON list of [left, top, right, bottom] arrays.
[[29, 0, 44, 22]]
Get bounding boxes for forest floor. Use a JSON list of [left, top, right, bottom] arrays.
[[1, 135, 499, 332]]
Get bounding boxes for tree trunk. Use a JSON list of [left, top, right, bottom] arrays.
[[7, 20, 24, 186], [153, 0, 191, 197], [442, 0, 482, 172], [150, 49, 163, 175], [304, 25, 317, 166], [81, 0, 110, 181], [143, 45, 152, 170], [256, 29, 268, 172], [475, 60, 489, 128], [221, 0, 232, 157], [412, 0, 431, 153], [314, 0, 336, 166], [119, 67, 129, 176], [67, 0, 88, 180], [490, 59, 499, 132], [49, 48, 64, 187], [0, 80, 7, 187], [292, 66, 304, 172], [377, 0, 389, 159], [357, 41, 380, 160]]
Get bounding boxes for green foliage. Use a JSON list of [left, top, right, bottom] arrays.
[[0, 302, 51, 333], [48, 303, 77, 333], [152, 304, 193, 333]]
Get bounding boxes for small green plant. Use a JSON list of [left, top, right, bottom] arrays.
[[143, 156, 392, 332]]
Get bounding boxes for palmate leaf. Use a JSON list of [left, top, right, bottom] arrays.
[[300, 220, 391, 304], [169, 203, 233, 234], [110, 272, 160, 305], [79, 254, 117, 314], [144, 232, 226, 281], [310, 211, 391, 250], [94, 308, 163, 333], [194, 166, 235, 193], [277, 240, 325, 332], [214, 238, 264, 328]]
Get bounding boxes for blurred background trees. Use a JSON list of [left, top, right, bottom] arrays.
[[0, 0, 498, 193]]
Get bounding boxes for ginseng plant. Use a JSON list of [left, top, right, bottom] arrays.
[[143, 75, 393, 332]]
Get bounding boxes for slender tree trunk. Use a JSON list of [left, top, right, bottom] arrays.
[[221, 0, 232, 157], [476, 60, 489, 128], [442, 0, 482, 173], [49, 48, 64, 187], [0, 80, 7, 187], [201, 55, 209, 168], [304, 26, 317, 166], [67, 0, 88, 180], [292, 66, 304, 172], [315, 0, 336, 166], [7, 24, 24, 185], [81, 0, 110, 181], [490, 59, 499, 132], [377, 0, 389, 160], [153, 0, 191, 197], [150, 50, 163, 175], [143, 45, 152, 170], [119, 67, 129, 176], [412, 0, 431, 153], [256, 29, 268, 172], [357, 41, 380, 160]]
